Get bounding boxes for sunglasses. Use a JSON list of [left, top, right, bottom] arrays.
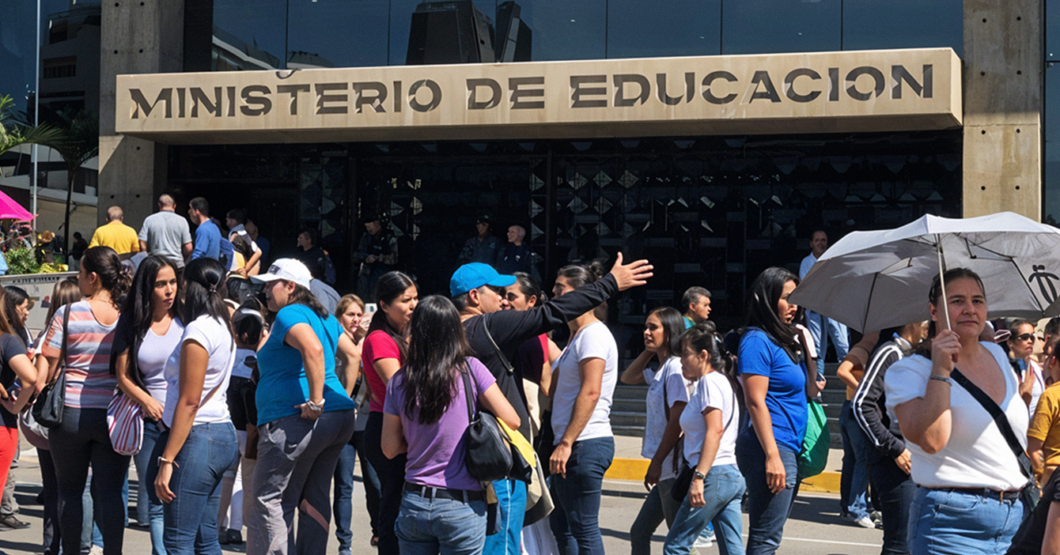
[[1014, 333, 1038, 342]]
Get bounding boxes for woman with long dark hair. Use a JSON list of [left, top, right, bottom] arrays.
[[381, 295, 519, 554], [736, 267, 822, 555], [4, 286, 31, 348], [148, 257, 239, 555], [886, 269, 1027, 554], [663, 323, 745, 555], [111, 254, 183, 555], [41, 246, 131, 555], [0, 286, 36, 520], [548, 261, 619, 555], [246, 259, 358, 554], [362, 271, 418, 554], [623, 306, 692, 555]]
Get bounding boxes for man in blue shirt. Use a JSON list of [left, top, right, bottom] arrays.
[[188, 197, 221, 261]]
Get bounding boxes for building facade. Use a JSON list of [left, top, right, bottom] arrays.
[[4, 0, 1054, 335]]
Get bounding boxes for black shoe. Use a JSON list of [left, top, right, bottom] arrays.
[[219, 529, 243, 545], [0, 515, 30, 529]]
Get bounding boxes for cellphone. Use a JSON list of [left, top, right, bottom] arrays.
[[365, 303, 378, 314]]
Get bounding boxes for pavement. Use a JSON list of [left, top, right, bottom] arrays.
[[0, 437, 877, 555]]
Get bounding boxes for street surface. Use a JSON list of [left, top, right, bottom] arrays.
[[0, 439, 883, 554]]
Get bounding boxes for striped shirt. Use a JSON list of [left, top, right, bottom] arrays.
[[41, 301, 119, 410]]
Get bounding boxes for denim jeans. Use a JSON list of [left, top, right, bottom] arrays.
[[49, 407, 131, 555], [364, 411, 407, 555], [395, 489, 488, 555], [147, 421, 239, 555], [839, 401, 871, 520], [549, 436, 614, 555], [736, 431, 799, 555], [133, 419, 166, 555], [870, 458, 916, 555], [484, 479, 527, 555], [663, 464, 746, 555], [84, 472, 128, 551], [353, 430, 381, 538], [908, 487, 1022, 555], [247, 410, 354, 555], [38, 448, 60, 555], [805, 310, 849, 374], [630, 478, 680, 555], [333, 440, 357, 552]]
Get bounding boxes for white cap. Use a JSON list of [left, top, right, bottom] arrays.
[[252, 258, 312, 290]]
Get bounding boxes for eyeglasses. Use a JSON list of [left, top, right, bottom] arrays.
[[1015, 333, 1037, 342]]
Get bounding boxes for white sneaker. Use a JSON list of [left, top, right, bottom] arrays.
[[852, 515, 875, 528], [694, 534, 715, 548]]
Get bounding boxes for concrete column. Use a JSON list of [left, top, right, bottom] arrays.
[[962, 0, 1043, 220], [98, 0, 183, 229]]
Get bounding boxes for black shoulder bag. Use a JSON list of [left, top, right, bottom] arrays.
[[34, 305, 70, 429], [951, 369, 1040, 512], [460, 365, 513, 483]]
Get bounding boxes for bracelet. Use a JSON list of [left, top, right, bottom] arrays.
[[158, 456, 179, 469], [306, 399, 325, 412], [929, 374, 952, 385]]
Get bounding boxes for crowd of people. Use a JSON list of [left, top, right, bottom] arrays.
[[0, 198, 1057, 555]]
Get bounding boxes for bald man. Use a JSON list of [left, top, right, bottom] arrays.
[[139, 194, 193, 267], [496, 224, 532, 274], [88, 205, 141, 256]]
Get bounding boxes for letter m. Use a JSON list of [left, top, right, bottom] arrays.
[[891, 65, 932, 99], [130, 88, 173, 119]]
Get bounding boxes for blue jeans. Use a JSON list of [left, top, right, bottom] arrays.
[[549, 437, 614, 555], [736, 431, 799, 555], [134, 419, 166, 555], [353, 431, 381, 537], [663, 464, 746, 555], [148, 422, 239, 555], [333, 442, 356, 552], [484, 479, 527, 555], [630, 478, 680, 555], [839, 401, 871, 520], [805, 310, 849, 374], [870, 458, 916, 555], [395, 489, 487, 555], [908, 487, 1022, 555]]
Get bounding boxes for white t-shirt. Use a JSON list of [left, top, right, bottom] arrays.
[[138, 318, 184, 405], [231, 348, 256, 380], [681, 371, 739, 467], [885, 341, 1028, 490], [162, 315, 236, 427], [642, 357, 692, 481], [551, 321, 618, 445]]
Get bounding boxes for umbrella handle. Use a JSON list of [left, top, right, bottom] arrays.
[[936, 235, 950, 331]]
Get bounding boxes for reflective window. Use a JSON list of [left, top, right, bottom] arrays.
[[390, 0, 499, 65], [843, 0, 962, 56], [287, 0, 389, 69], [606, 0, 721, 59], [0, 0, 38, 115], [516, 0, 606, 61], [1050, 0, 1060, 60], [722, 0, 841, 55], [1045, 63, 1060, 224], [211, 0, 287, 70]]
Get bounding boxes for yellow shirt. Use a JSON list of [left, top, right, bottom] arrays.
[[1028, 383, 1060, 478], [88, 221, 140, 255]]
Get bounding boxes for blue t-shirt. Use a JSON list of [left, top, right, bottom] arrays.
[[255, 304, 355, 425], [738, 328, 808, 453], [191, 219, 221, 261]]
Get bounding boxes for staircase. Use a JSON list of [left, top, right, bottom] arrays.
[[609, 362, 846, 448]]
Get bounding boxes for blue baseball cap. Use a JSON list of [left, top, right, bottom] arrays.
[[450, 263, 517, 297]]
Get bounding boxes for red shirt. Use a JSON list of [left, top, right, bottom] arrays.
[[361, 330, 403, 413]]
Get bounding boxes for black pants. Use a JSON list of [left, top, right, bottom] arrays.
[[870, 457, 917, 555], [38, 448, 60, 555], [364, 411, 407, 555]]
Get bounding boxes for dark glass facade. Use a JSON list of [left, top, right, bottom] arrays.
[[1047, 0, 1060, 224], [182, 0, 963, 71]]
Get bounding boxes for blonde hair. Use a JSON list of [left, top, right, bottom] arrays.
[[336, 294, 366, 318]]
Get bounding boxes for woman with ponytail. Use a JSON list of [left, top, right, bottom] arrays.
[[663, 323, 745, 555], [41, 246, 131, 555], [380, 295, 519, 554], [148, 257, 239, 555]]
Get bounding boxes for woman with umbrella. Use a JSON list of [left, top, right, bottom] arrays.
[[885, 268, 1029, 554]]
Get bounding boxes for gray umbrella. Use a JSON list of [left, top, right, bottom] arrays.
[[789, 212, 1060, 333]]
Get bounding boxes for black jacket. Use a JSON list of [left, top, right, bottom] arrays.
[[852, 338, 911, 463], [462, 274, 618, 441]]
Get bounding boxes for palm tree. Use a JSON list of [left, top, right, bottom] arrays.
[[0, 94, 64, 162], [50, 108, 98, 249]]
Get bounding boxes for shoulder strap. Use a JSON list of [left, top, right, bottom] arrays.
[[460, 364, 477, 423], [60, 303, 70, 368], [482, 322, 514, 374], [951, 369, 1034, 483]]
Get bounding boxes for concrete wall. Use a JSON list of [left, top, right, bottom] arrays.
[[962, 0, 1043, 220], [97, 0, 183, 231]]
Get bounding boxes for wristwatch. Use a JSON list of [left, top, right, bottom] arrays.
[[693, 469, 706, 481]]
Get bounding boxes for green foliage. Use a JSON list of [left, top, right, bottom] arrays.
[[0, 94, 65, 160], [4, 247, 40, 275]]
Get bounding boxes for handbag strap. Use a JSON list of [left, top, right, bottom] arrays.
[[60, 303, 70, 373], [482, 323, 514, 374], [460, 364, 478, 422], [951, 368, 1034, 484]]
